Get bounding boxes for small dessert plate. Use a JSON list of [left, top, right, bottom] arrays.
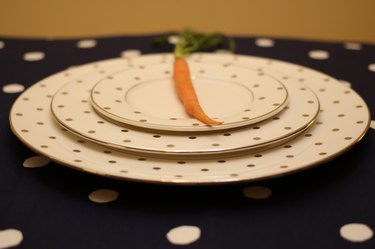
[[90, 62, 289, 132]]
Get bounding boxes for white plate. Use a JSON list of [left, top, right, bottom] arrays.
[[10, 54, 370, 185], [90, 62, 288, 132], [51, 58, 319, 157]]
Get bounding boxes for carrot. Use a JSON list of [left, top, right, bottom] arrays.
[[174, 57, 222, 125], [153, 29, 235, 125]]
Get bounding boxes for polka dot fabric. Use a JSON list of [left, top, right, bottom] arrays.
[[76, 39, 97, 49], [0, 229, 23, 248], [166, 225, 201, 245], [1, 35, 375, 249], [88, 189, 119, 203]]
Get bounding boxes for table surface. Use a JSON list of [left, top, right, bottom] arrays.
[[0, 35, 374, 249]]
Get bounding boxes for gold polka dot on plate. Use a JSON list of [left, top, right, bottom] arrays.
[[0, 229, 23, 248], [23, 51, 45, 61], [88, 189, 119, 203], [23, 156, 50, 168], [2, 84, 25, 94], [243, 186, 272, 199], [166, 225, 201, 245], [340, 223, 373, 242]]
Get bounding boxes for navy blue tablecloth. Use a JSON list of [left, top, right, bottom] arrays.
[[0, 34, 374, 249]]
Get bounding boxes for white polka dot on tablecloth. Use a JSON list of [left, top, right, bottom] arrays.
[[370, 120, 375, 130], [243, 186, 272, 199], [344, 42, 362, 50], [168, 35, 180, 45], [214, 49, 232, 54], [308, 50, 330, 60], [120, 49, 141, 59], [23, 156, 50, 168], [0, 41, 4, 49], [339, 80, 352, 88], [255, 38, 275, 47], [2, 84, 25, 94], [77, 39, 97, 49], [23, 51, 45, 61], [88, 189, 118, 203], [368, 63, 375, 72], [166, 225, 201, 245], [340, 223, 373, 242], [0, 229, 23, 248]]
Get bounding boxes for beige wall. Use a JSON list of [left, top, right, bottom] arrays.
[[0, 0, 374, 43]]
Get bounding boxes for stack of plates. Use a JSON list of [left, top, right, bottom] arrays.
[[10, 53, 371, 184]]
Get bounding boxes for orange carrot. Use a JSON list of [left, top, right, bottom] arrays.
[[174, 58, 222, 125], [154, 29, 235, 125]]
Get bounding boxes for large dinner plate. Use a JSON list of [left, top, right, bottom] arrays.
[[9, 54, 370, 184]]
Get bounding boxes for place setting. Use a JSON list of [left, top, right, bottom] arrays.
[[9, 50, 371, 184]]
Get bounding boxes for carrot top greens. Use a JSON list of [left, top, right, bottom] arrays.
[[153, 29, 236, 58]]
